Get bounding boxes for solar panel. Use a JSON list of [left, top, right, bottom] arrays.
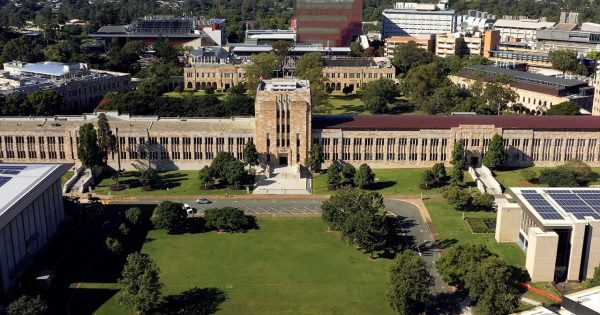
[[545, 190, 600, 220], [520, 190, 538, 194], [0, 176, 11, 187], [523, 193, 565, 220], [0, 165, 26, 176]]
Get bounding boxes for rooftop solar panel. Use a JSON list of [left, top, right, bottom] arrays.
[[520, 190, 538, 194], [0, 165, 26, 170], [0, 176, 11, 188]]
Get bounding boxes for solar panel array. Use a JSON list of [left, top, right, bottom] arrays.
[[521, 191, 565, 220], [0, 165, 26, 175], [544, 190, 600, 220]]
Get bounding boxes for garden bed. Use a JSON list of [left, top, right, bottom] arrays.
[[465, 217, 496, 234]]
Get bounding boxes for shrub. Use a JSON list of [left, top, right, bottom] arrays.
[[125, 207, 143, 226], [327, 165, 342, 190], [105, 237, 123, 256], [341, 163, 356, 187], [471, 192, 495, 211], [559, 160, 597, 185], [520, 169, 537, 182], [204, 207, 248, 232], [355, 163, 375, 188], [538, 168, 578, 187], [7, 295, 47, 315], [440, 185, 471, 210], [421, 170, 436, 188], [119, 222, 131, 237]]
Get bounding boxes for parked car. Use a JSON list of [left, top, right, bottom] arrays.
[[196, 198, 211, 204], [182, 203, 196, 214]]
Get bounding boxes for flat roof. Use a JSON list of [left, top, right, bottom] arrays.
[[510, 188, 600, 228], [0, 164, 68, 225], [312, 115, 600, 131], [462, 64, 588, 89]]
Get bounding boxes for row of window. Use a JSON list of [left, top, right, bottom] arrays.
[[324, 72, 393, 79]]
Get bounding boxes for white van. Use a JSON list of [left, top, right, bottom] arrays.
[[182, 203, 195, 215]]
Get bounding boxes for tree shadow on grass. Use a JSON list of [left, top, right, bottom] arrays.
[[161, 172, 188, 189], [154, 287, 228, 315], [416, 238, 458, 257], [66, 287, 120, 315], [367, 181, 396, 191], [426, 291, 463, 315]]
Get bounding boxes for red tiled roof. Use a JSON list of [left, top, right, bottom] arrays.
[[312, 115, 600, 131]]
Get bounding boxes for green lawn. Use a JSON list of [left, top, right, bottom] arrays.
[[494, 167, 600, 191], [61, 171, 74, 186], [93, 170, 248, 196], [329, 93, 369, 115], [164, 90, 227, 100], [313, 168, 473, 195], [424, 198, 525, 267], [92, 218, 395, 315]]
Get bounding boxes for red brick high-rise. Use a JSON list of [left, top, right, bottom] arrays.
[[295, 0, 363, 47]]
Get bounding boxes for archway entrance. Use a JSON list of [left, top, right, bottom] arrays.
[[278, 156, 288, 167]]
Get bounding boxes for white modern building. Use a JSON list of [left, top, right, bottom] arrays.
[[0, 164, 70, 303], [381, 2, 458, 38], [492, 16, 556, 44], [496, 188, 600, 283]]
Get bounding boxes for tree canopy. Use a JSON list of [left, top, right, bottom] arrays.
[[305, 144, 324, 172], [549, 49, 579, 74], [392, 41, 435, 74], [482, 134, 505, 170], [204, 207, 249, 232], [77, 123, 103, 170], [387, 250, 434, 315], [545, 101, 580, 115], [6, 295, 48, 315], [295, 52, 330, 113], [118, 252, 162, 315], [361, 78, 399, 114], [354, 163, 375, 189], [244, 52, 279, 96], [152, 201, 187, 234]]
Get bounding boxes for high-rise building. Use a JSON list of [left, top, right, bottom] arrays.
[[382, 2, 458, 38], [295, 0, 363, 46]]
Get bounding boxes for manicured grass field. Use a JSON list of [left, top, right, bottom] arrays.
[[164, 90, 227, 100], [329, 93, 369, 115], [312, 168, 473, 195], [93, 170, 247, 196], [93, 218, 395, 315], [424, 198, 525, 268], [493, 167, 600, 191]]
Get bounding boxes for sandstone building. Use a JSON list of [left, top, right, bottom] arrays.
[[1, 79, 600, 171]]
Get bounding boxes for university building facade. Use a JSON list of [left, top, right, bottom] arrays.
[[1, 80, 600, 170]]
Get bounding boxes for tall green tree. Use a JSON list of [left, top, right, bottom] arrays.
[[198, 165, 212, 189], [305, 144, 324, 172], [392, 41, 435, 74], [97, 113, 116, 165], [271, 40, 293, 72], [224, 160, 245, 188], [244, 52, 279, 96], [549, 49, 578, 75], [361, 78, 398, 114], [118, 253, 162, 315], [204, 207, 248, 232], [77, 123, 103, 170], [26, 90, 64, 116], [327, 165, 342, 190], [243, 140, 259, 170], [152, 201, 187, 234], [341, 163, 356, 187], [6, 295, 47, 315], [295, 52, 330, 113], [465, 256, 520, 315], [480, 82, 517, 115], [402, 63, 449, 103], [451, 139, 466, 170], [354, 163, 375, 188], [387, 251, 434, 315], [436, 244, 495, 288], [482, 134, 505, 170]]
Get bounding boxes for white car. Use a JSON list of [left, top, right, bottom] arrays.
[[182, 203, 195, 215]]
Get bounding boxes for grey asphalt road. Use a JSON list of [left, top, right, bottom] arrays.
[[115, 197, 448, 293]]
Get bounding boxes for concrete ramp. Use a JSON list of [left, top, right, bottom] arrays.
[[253, 166, 310, 194]]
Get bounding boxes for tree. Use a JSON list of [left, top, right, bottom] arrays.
[[549, 49, 578, 75], [440, 185, 471, 210], [482, 134, 505, 170], [387, 251, 434, 315], [224, 160, 245, 188], [421, 170, 436, 188], [211, 152, 237, 181], [152, 201, 187, 234], [342, 85, 353, 95], [451, 167, 464, 184], [327, 165, 342, 190], [392, 41, 435, 74], [77, 123, 103, 172], [343, 208, 387, 257], [558, 160, 596, 185], [402, 63, 449, 103], [295, 52, 330, 113], [118, 253, 162, 315], [97, 113, 116, 164], [465, 256, 520, 315], [361, 78, 398, 114], [451, 139, 466, 170], [520, 169, 537, 182], [545, 101, 580, 115], [431, 163, 447, 185], [538, 168, 579, 187], [355, 163, 375, 189], [153, 36, 179, 64], [583, 265, 600, 288], [272, 40, 293, 72], [436, 244, 495, 288], [341, 163, 356, 187], [138, 167, 162, 190], [471, 192, 495, 210], [244, 52, 279, 96], [243, 140, 259, 170], [26, 90, 64, 115], [350, 40, 363, 57], [105, 236, 123, 256], [421, 85, 469, 114], [125, 207, 144, 226], [204, 207, 248, 232], [198, 165, 213, 189], [6, 295, 48, 315], [481, 82, 517, 115], [305, 144, 324, 172]]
